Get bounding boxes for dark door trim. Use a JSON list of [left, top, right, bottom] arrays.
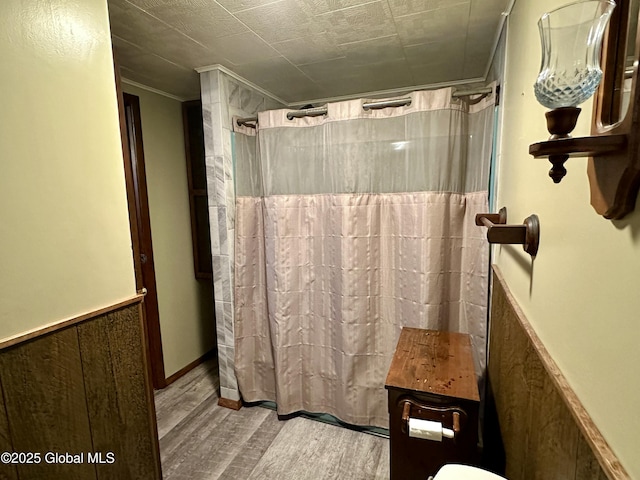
[[123, 93, 166, 389], [113, 59, 166, 389]]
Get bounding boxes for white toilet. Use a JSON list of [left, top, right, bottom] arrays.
[[431, 464, 506, 479]]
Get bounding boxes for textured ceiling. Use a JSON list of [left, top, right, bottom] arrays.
[[108, 0, 511, 103]]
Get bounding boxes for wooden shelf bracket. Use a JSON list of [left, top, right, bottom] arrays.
[[475, 207, 540, 257]]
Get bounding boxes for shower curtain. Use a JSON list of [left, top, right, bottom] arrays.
[[233, 87, 495, 428]]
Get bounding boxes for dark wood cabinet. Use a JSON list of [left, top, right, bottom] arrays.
[[385, 328, 480, 479]]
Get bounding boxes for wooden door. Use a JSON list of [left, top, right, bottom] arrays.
[[113, 58, 166, 389]]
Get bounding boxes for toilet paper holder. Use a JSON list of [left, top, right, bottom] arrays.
[[399, 398, 466, 440]]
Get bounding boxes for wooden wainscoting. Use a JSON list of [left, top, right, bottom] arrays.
[[0, 297, 161, 480], [487, 267, 628, 480]]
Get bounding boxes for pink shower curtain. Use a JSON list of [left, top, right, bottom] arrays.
[[233, 87, 495, 428]]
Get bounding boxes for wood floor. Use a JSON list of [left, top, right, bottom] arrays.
[[154, 359, 391, 480]]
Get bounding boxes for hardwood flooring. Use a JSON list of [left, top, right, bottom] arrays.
[[155, 360, 391, 480]]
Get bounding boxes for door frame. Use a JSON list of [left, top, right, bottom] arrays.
[[113, 60, 166, 389]]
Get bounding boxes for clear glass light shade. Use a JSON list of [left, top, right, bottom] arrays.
[[534, 0, 616, 109]]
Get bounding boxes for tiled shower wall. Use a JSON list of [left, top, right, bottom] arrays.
[[200, 68, 284, 401]]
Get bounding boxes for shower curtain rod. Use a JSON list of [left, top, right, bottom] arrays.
[[451, 86, 493, 98], [235, 86, 493, 128]]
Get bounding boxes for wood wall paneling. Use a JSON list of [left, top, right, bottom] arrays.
[[576, 435, 610, 480], [0, 377, 18, 480], [487, 281, 529, 478], [526, 369, 579, 478], [0, 299, 161, 480], [488, 267, 628, 480], [78, 304, 161, 480], [0, 329, 97, 480]]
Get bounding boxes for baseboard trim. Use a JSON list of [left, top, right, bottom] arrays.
[[218, 397, 242, 410], [0, 293, 145, 351], [164, 349, 216, 387]]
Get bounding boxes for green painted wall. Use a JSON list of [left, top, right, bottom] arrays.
[[496, 1, 640, 476]]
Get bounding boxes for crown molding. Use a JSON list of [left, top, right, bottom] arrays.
[[120, 78, 189, 102], [195, 64, 287, 106]]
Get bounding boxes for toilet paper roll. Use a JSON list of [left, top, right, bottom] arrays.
[[408, 418, 444, 442]]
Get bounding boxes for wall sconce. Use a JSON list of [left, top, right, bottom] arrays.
[[531, 0, 615, 183], [530, 0, 640, 219]]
